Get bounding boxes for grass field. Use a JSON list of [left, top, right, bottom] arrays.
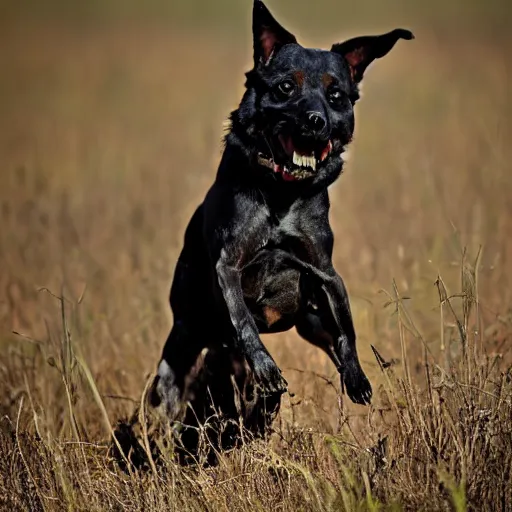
[[1, 1, 511, 510]]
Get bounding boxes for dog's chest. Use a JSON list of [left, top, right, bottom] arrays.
[[263, 205, 320, 264], [271, 211, 299, 239]]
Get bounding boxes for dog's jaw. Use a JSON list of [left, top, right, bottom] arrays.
[[256, 153, 317, 181], [255, 138, 347, 182], [224, 101, 348, 190]]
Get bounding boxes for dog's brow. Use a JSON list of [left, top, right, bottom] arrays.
[[267, 71, 297, 86], [322, 73, 336, 88], [293, 70, 305, 87]]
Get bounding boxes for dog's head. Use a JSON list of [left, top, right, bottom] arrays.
[[227, 0, 413, 188]]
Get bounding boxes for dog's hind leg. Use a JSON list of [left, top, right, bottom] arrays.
[[179, 345, 282, 463], [296, 271, 372, 405], [149, 204, 216, 421], [149, 320, 208, 421]]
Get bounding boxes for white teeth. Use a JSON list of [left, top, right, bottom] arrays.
[[301, 155, 315, 170], [257, 153, 275, 170], [291, 168, 314, 179], [292, 152, 317, 170]]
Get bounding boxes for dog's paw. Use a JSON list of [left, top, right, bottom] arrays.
[[149, 359, 184, 420], [251, 351, 288, 396], [343, 361, 372, 405]]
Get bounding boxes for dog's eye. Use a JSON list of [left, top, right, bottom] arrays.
[[328, 89, 343, 104], [277, 80, 296, 97]]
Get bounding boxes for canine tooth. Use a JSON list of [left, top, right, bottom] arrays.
[[320, 140, 333, 162], [310, 157, 316, 170], [293, 151, 299, 165]]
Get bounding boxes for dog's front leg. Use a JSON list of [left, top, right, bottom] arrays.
[[216, 257, 287, 396], [321, 269, 373, 404], [297, 265, 372, 405]]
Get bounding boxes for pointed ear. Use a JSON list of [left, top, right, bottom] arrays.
[[331, 28, 414, 83], [253, 0, 297, 67]]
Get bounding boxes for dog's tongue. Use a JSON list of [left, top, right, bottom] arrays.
[[273, 163, 296, 181], [282, 170, 296, 181], [279, 134, 331, 160], [278, 134, 296, 157]]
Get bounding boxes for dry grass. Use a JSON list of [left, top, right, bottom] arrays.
[[1, 2, 511, 510]]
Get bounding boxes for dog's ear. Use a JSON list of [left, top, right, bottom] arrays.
[[253, 0, 297, 67], [331, 29, 414, 83]]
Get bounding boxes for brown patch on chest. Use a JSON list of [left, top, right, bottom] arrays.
[[263, 306, 282, 327]]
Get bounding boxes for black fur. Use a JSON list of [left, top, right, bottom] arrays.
[[149, 0, 413, 459]]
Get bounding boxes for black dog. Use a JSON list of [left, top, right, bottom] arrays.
[[149, 0, 413, 455]]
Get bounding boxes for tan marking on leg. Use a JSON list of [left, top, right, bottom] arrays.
[[263, 306, 282, 326]]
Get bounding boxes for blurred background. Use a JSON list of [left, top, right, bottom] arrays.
[[0, 0, 511, 436]]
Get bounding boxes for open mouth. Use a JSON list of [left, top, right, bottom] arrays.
[[257, 135, 333, 181]]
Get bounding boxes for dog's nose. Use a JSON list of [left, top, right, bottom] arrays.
[[306, 111, 327, 132]]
